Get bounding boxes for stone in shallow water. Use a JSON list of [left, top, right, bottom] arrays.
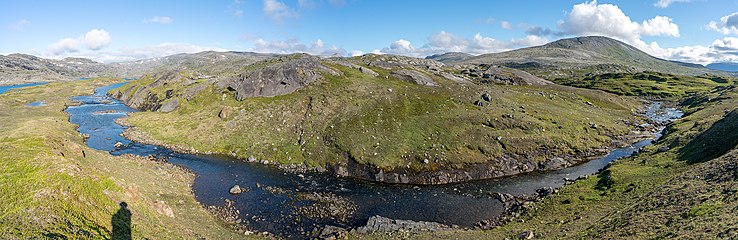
[[229, 185, 243, 195]]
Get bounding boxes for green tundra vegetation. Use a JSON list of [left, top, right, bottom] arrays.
[[553, 71, 733, 99], [116, 61, 642, 173], [3, 35, 738, 239], [0, 79, 256, 239], [389, 76, 738, 239]]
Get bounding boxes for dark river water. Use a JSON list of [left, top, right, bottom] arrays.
[[66, 83, 683, 239]]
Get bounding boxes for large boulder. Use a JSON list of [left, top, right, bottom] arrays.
[[182, 83, 207, 100], [391, 69, 437, 87], [218, 106, 232, 119], [158, 98, 179, 113]]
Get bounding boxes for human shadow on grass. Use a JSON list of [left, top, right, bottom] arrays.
[[111, 202, 132, 240]]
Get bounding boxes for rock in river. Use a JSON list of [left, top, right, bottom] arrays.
[[229, 185, 244, 195]]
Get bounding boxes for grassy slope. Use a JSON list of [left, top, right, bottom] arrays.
[[554, 71, 733, 99], [392, 78, 738, 239], [0, 79, 251, 239], [119, 64, 641, 171]]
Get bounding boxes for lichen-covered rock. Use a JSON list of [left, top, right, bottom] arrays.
[[356, 215, 454, 233], [218, 106, 232, 119], [127, 87, 161, 111], [359, 66, 379, 77], [182, 83, 207, 100], [159, 98, 179, 113], [391, 69, 437, 87]]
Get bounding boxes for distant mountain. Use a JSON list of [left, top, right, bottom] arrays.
[[707, 62, 738, 72], [0, 54, 116, 85], [109, 51, 277, 77], [425, 52, 473, 64], [0, 51, 278, 85], [459, 36, 725, 79]]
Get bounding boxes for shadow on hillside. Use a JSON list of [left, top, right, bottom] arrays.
[[111, 202, 132, 240], [678, 109, 738, 164]]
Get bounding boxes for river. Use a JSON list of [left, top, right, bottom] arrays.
[[66, 83, 683, 238]]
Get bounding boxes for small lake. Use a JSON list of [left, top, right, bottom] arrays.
[[67, 83, 683, 239], [0, 82, 48, 95]]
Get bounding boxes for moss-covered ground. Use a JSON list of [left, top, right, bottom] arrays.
[[361, 75, 738, 239], [0, 79, 254, 239], [554, 71, 733, 99]]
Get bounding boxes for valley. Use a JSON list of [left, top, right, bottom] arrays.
[[2, 35, 738, 239]]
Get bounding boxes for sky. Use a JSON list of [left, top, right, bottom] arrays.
[[2, 0, 738, 65]]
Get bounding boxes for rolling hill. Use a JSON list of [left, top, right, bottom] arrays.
[[458, 36, 724, 79]]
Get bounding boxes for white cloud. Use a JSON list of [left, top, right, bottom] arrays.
[[263, 0, 297, 22], [51, 38, 80, 54], [350, 50, 365, 56], [298, 0, 315, 8], [500, 21, 513, 29], [711, 37, 738, 50], [654, 0, 691, 8], [378, 31, 549, 57], [251, 37, 346, 56], [83, 29, 113, 50], [50, 29, 112, 55], [382, 39, 416, 55], [228, 0, 244, 17], [556, 1, 682, 62], [641, 16, 680, 37], [428, 31, 468, 50], [708, 12, 738, 35], [142, 16, 173, 24], [618, 36, 738, 65], [7, 19, 31, 31], [558, 1, 679, 44], [328, 0, 346, 7]]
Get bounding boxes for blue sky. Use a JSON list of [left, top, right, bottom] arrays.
[[2, 0, 738, 65]]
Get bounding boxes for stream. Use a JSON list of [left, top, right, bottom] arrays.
[[66, 83, 683, 239]]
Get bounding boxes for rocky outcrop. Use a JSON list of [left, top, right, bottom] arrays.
[[109, 55, 340, 112], [331, 61, 380, 77], [218, 106, 232, 119], [391, 69, 437, 87], [158, 98, 179, 113], [357, 54, 446, 71], [459, 64, 552, 85], [126, 87, 161, 111], [182, 83, 207, 100], [356, 215, 454, 234], [228, 56, 339, 100]]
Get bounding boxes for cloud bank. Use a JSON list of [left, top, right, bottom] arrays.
[[50, 29, 112, 55]]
